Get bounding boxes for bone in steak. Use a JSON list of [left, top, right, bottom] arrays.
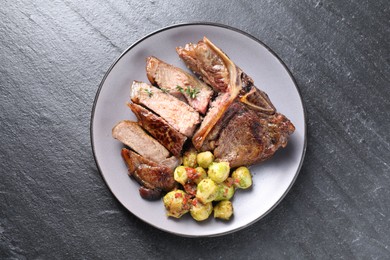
[[177, 37, 295, 167], [177, 37, 242, 150]]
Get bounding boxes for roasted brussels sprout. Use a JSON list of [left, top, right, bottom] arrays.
[[214, 200, 233, 220], [193, 167, 207, 184], [190, 198, 213, 221], [163, 190, 190, 218], [173, 166, 188, 185], [215, 181, 235, 201], [196, 151, 214, 168], [196, 178, 218, 203], [183, 149, 197, 168], [231, 166, 252, 189], [208, 162, 230, 183]]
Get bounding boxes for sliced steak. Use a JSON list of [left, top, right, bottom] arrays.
[[112, 120, 169, 163], [146, 56, 213, 114], [128, 103, 187, 157], [161, 156, 182, 171], [121, 148, 177, 200], [130, 81, 200, 137], [135, 164, 176, 192], [121, 147, 159, 173]]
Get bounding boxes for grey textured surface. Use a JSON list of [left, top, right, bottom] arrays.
[[1, 0, 389, 259]]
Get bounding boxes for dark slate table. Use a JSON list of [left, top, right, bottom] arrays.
[[1, 1, 389, 259]]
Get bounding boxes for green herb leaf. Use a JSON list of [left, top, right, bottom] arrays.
[[160, 88, 169, 94], [176, 85, 199, 99], [176, 85, 184, 93], [143, 88, 153, 97], [185, 86, 200, 99]]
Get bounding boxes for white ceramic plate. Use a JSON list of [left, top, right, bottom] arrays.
[[91, 23, 306, 237]]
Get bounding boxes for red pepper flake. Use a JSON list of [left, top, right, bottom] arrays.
[[184, 183, 197, 197], [175, 192, 182, 198], [191, 199, 198, 206], [186, 168, 198, 180]]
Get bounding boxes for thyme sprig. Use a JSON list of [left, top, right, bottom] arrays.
[[176, 85, 184, 93], [160, 88, 169, 94], [176, 85, 200, 99], [142, 88, 153, 97]]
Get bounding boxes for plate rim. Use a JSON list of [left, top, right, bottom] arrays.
[[90, 22, 307, 237]]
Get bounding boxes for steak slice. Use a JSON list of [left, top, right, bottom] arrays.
[[160, 156, 182, 171], [121, 148, 177, 200], [112, 120, 169, 163], [130, 81, 200, 137], [128, 103, 187, 157], [146, 56, 213, 114]]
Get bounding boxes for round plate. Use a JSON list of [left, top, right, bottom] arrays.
[[91, 23, 306, 237]]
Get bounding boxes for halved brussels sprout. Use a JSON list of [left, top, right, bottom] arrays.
[[192, 167, 207, 184], [183, 149, 197, 168], [214, 200, 233, 220], [163, 190, 191, 218], [190, 198, 213, 221], [208, 162, 230, 183], [231, 166, 252, 189], [196, 151, 214, 168], [196, 178, 218, 203], [215, 180, 235, 201], [173, 166, 188, 185]]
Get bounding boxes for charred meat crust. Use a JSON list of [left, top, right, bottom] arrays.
[[139, 186, 162, 200], [209, 102, 295, 168], [128, 103, 187, 157], [121, 148, 177, 199]]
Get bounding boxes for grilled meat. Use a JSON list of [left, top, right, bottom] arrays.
[[130, 81, 200, 137], [176, 39, 230, 92], [146, 56, 213, 114], [205, 102, 295, 168], [121, 148, 177, 200], [113, 37, 296, 200], [128, 103, 187, 157], [177, 37, 295, 167], [177, 37, 242, 150], [112, 120, 169, 162], [160, 156, 182, 171]]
